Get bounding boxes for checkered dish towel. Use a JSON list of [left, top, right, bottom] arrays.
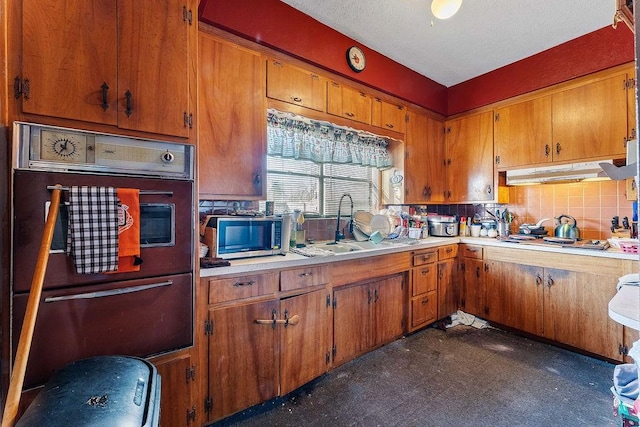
[[67, 186, 119, 274]]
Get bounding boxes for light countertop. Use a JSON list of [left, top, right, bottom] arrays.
[[200, 236, 638, 278]]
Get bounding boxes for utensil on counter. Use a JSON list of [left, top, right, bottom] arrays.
[[554, 214, 580, 240], [519, 218, 550, 235]]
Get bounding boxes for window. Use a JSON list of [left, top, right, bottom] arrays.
[[265, 155, 379, 216]]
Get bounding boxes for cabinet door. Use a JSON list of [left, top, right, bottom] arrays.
[[151, 351, 194, 427], [280, 290, 331, 396], [117, 0, 191, 138], [484, 261, 543, 335], [552, 74, 628, 161], [208, 300, 278, 421], [405, 110, 445, 203], [411, 293, 437, 329], [333, 284, 371, 366], [327, 81, 372, 124], [494, 97, 552, 168], [266, 60, 326, 112], [461, 259, 484, 316], [446, 111, 494, 202], [198, 33, 266, 199], [543, 268, 623, 360], [372, 99, 406, 133], [412, 263, 437, 296], [373, 275, 405, 345], [21, 0, 118, 124], [437, 258, 457, 319]]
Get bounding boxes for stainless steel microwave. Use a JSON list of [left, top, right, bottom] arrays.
[[209, 216, 291, 260]]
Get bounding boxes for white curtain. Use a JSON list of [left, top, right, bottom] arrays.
[[266, 109, 393, 169]]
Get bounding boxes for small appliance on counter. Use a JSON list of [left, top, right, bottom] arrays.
[[427, 215, 459, 237], [201, 215, 291, 260]]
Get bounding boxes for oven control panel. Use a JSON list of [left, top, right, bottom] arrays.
[[14, 122, 194, 180]]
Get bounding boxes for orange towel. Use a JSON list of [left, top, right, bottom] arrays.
[[115, 188, 141, 272]]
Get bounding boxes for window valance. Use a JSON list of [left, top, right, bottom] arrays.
[[266, 109, 394, 169]]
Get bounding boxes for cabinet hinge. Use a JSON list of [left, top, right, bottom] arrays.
[[183, 6, 193, 25], [186, 405, 196, 424], [204, 319, 214, 336], [495, 155, 501, 164], [405, 113, 409, 123], [625, 78, 636, 90], [326, 294, 331, 308], [204, 396, 214, 414], [494, 113, 500, 122], [619, 343, 630, 356], [332, 297, 337, 309], [186, 365, 196, 384], [332, 345, 337, 360], [184, 112, 193, 129], [13, 76, 30, 100]]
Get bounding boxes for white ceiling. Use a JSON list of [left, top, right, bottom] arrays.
[[280, 0, 618, 87]]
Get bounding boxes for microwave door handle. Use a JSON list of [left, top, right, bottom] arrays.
[[272, 222, 276, 248], [44, 280, 173, 302]]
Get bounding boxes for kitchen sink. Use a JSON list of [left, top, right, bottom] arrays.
[[309, 239, 401, 254]]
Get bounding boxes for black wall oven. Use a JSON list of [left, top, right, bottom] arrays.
[[10, 122, 195, 388]]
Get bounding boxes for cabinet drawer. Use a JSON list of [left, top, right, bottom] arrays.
[[411, 292, 437, 328], [413, 250, 438, 267], [281, 265, 329, 291], [461, 245, 483, 259], [208, 273, 278, 305], [412, 264, 437, 296], [438, 244, 458, 260]]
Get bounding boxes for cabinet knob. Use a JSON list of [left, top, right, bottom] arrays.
[[545, 144, 551, 157], [291, 96, 303, 103], [555, 142, 561, 155]]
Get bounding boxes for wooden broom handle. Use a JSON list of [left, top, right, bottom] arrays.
[[2, 187, 62, 427]]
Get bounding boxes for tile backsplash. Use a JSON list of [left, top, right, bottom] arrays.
[[505, 180, 633, 240]]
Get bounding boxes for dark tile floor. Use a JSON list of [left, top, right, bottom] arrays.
[[210, 325, 619, 427]]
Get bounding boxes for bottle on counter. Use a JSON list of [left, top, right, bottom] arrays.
[[459, 216, 467, 237]]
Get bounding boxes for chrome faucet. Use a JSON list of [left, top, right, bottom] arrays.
[[335, 193, 354, 243]]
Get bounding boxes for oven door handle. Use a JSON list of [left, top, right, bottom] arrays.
[[44, 280, 173, 302]]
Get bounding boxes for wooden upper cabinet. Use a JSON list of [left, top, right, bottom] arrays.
[[327, 81, 372, 125], [494, 96, 552, 168], [21, 0, 118, 125], [198, 33, 266, 199], [445, 111, 494, 203], [20, 0, 194, 139], [371, 99, 406, 133], [404, 110, 445, 203], [266, 60, 326, 112], [117, 0, 192, 138], [551, 73, 628, 162]]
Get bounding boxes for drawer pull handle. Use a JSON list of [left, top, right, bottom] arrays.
[[45, 280, 172, 302], [421, 268, 430, 275], [298, 272, 313, 278], [255, 312, 300, 327], [291, 96, 303, 103], [233, 280, 255, 287], [255, 309, 278, 329], [421, 298, 429, 305]]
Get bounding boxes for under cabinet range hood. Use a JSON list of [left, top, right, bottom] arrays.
[[506, 160, 613, 185]]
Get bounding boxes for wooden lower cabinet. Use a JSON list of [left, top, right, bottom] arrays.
[[484, 246, 632, 361], [280, 290, 332, 396], [484, 261, 544, 336], [542, 268, 622, 360], [206, 289, 331, 422], [208, 299, 279, 421], [409, 249, 438, 331], [461, 257, 484, 316], [150, 351, 196, 427], [333, 274, 405, 366]]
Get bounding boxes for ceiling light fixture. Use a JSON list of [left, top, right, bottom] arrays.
[[431, 0, 462, 19]]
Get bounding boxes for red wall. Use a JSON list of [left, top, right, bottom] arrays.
[[198, 0, 448, 114], [199, 0, 635, 117], [448, 26, 635, 115]]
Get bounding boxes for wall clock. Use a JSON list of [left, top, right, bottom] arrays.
[[346, 46, 366, 73]]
